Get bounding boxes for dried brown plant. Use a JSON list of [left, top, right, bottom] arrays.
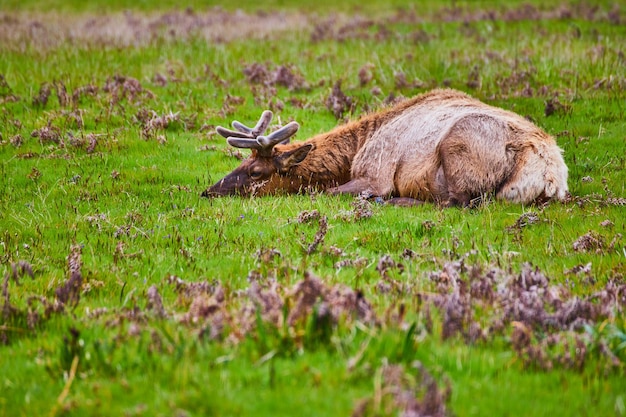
[[146, 285, 167, 318], [352, 362, 451, 417], [55, 245, 83, 309], [325, 80, 354, 119], [573, 231, 605, 253], [303, 215, 328, 255]]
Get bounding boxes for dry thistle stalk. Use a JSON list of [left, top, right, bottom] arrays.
[[325, 80, 354, 119], [146, 285, 167, 318], [304, 215, 328, 254], [55, 245, 83, 308]]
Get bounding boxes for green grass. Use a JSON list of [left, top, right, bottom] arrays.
[[1, 1, 626, 416]]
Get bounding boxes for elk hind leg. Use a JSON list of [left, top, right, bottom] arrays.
[[438, 115, 511, 207]]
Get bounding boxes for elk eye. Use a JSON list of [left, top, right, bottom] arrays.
[[249, 168, 264, 180]]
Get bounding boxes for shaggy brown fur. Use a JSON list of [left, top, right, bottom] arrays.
[[203, 89, 568, 206]]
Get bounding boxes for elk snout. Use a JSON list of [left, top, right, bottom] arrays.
[[202, 177, 237, 198], [202, 171, 253, 198], [201, 188, 221, 198]]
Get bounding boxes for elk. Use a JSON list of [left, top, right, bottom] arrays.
[[202, 88, 568, 207]]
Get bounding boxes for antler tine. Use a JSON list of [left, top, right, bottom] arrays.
[[251, 110, 273, 136], [231, 121, 254, 135], [216, 125, 253, 139], [216, 110, 274, 139], [257, 121, 300, 148], [231, 110, 273, 136], [226, 137, 264, 150]]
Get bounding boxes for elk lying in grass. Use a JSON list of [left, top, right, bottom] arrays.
[[202, 89, 568, 207]]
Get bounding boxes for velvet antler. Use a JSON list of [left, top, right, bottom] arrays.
[[216, 111, 299, 156]]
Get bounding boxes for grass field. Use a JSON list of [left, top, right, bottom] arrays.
[[1, 1, 625, 416]]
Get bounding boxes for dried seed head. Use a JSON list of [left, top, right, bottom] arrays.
[[325, 80, 354, 120], [572, 231, 605, 253]]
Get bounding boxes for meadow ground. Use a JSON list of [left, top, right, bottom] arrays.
[[1, 1, 625, 416]]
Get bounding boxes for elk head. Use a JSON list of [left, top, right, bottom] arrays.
[[202, 111, 314, 197]]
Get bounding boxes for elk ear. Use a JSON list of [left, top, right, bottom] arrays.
[[276, 143, 314, 172]]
